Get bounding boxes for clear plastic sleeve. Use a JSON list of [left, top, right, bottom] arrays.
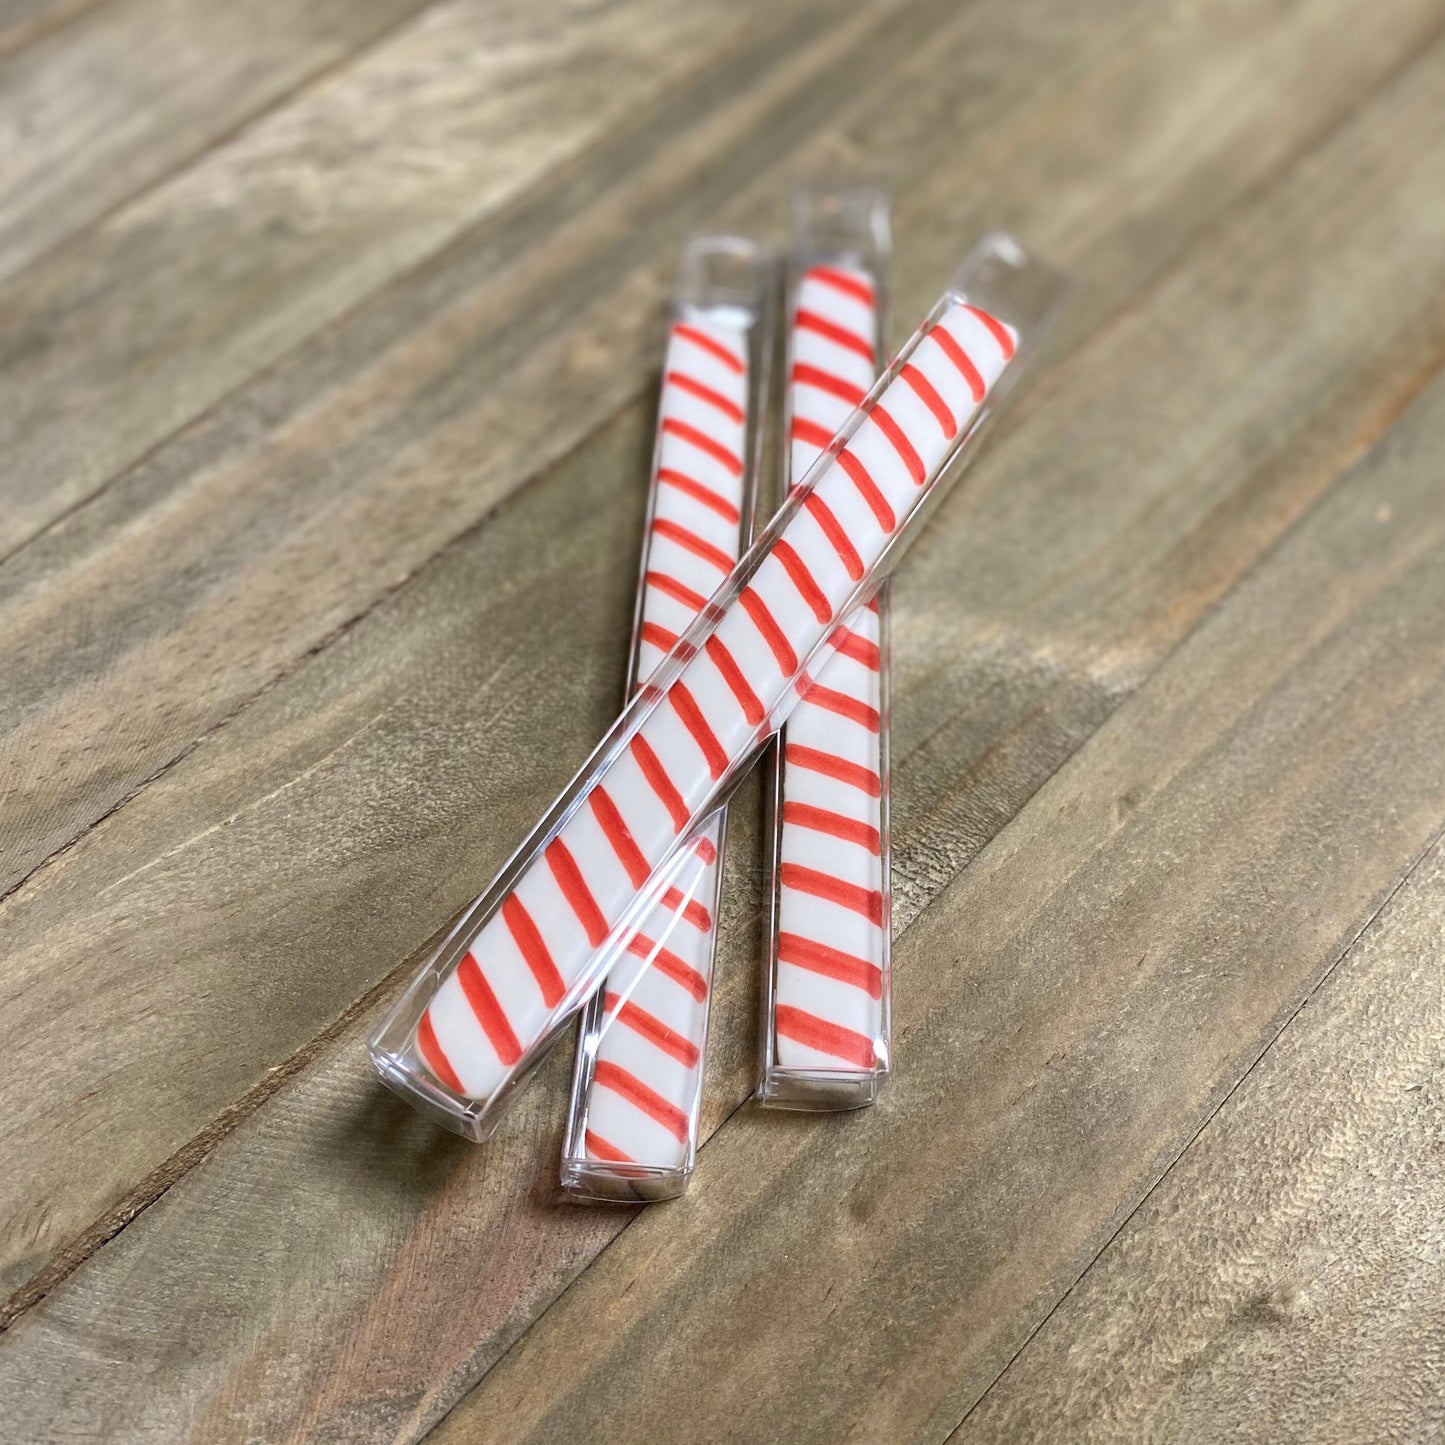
[[759, 185, 893, 1109], [368, 231, 1072, 1141], [559, 235, 776, 1200]]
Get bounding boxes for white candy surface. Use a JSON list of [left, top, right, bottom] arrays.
[[419, 299, 1015, 1105], [774, 264, 887, 1075]]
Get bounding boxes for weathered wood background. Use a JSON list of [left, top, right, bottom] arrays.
[[1, 0, 1442, 1439]]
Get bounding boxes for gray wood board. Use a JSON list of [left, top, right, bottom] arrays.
[[0, 0, 1165, 1296], [0, 0, 433, 282], [0, 0, 845, 557], [953, 836, 1445, 1443], [431, 281, 1445, 1445]]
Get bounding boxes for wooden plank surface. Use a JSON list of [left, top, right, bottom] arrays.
[[1, 0, 1157, 1297], [4, 0, 1429, 1315], [0, 0, 433, 282], [0, 0, 1442, 1439], [0, 0, 832, 559], [953, 835, 1445, 1443], [0, 0, 940, 893], [429, 283, 1445, 1445]]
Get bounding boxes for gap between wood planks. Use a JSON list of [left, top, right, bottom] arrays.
[[3, 13, 1442, 1332], [0, 0, 448, 290], [0, 378, 655, 1330], [943, 815, 1445, 1443], [0, 0, 899, 904], [1, 0, 1427, 922], [0, 388, 631, 920], [0, 0, 896, 572], [415, 334, 1445, 1439]]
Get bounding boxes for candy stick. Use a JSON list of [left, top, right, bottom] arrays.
[[759, 186, 893, 1109], [559, 236, 775, 1201], [369, 232, 1071, 1141]]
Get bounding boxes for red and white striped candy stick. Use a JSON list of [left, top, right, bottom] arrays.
[[370, 233, 1071, 1141], [760, 186, 893, 1108], [559, 236, 775, 1200]]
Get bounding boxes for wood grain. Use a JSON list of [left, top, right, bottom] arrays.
[[429, 271, 1445, 1445], [0, 0, 432, 282], [3, 0, 1445, 1439], [0, 0, 827, 559], [0, 0, 1169, 1296], [954, 836, 1445, 1443], [0, 0, 935, 895], [1, 3, 1443, 1438], [4, 0, 1436, 909]]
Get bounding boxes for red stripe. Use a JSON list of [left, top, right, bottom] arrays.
[[605, 992, 701, 1067], [792, 362, 867, 407], [661, 887, 711, 932], [656, 467, 740, 524], [830, 623, 880, 670], [785, 743, 880, 796], [457, 953, 523, 1064], [705, 635, 764, 725], [777, 932, 883, 999], [593, 1060, 690, 1141], [796, 307, 874, 363], [671, 683, 728, 780], [585, 1127, 636, 1164], [901, 362, 957, 436], [674, 321, 744, 374], [546, 837, 609, 946], [662, 416, 743, 476], [775, 1004, 877, 1069], [836, 448, 895, 531], [781, 863, 882, 925], [502, 894, 567, 1006], [740, 586, 799, 674], [652, 516, 734, 574], [804, 492, 864, 579], [963, 302, 1016, 359], [801, 682, 880, 731], [773, 540, 831, 623], [693, 835, 717, 864], [640, 619, 679, 654], [626, 934, 708, 1001], [589, 787, 650, 888], [807, 265, 875, 306], [645, 570, 708, 613], [791, 416, 836, 453], [930, 324, 985, 401], [631, 734, 689, 832], [782, 800, 880, 855], [870, 403, 926, 485], [417, 1010, 465, 1093], [666, 369, 744, 423]]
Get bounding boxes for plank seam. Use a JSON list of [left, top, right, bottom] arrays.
[[419, 194, 1445, 1439], [0, 0, 449, 288], [7, 0, 1437, 1370], [0, 395, 632, 917], [943, 816, 1445, 1444], [0, 0, 886, 573], [0, 912, 449, 1332]]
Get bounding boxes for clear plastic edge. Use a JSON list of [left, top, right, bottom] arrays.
[[559, 236, 776, 1196], [759, 183, 894, 1109], [367, 230, 1074, 1142], [368, 235, 775, 1146]]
